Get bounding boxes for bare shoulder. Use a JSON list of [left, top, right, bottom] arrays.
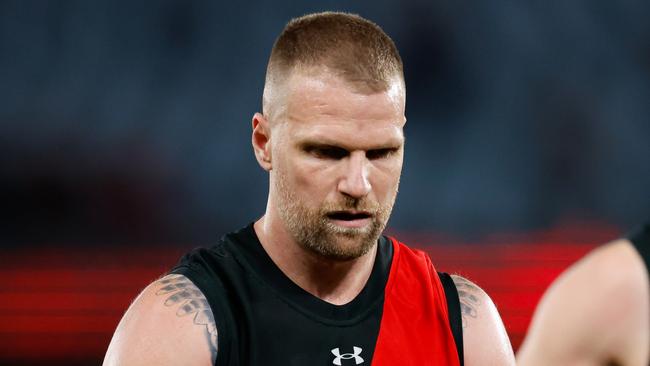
[[575, 239, 648, 309], [449, 275, 486, 329], [103, 274, 217, 366], [450, 275, 515, 366], [517, 239, 649, 366]]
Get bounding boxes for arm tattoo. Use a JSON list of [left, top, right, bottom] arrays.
[[155, 274, 218, 361], [451, 275, 482, 329]]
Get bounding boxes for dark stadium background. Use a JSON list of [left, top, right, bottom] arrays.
[[1, 1, 649, 364]]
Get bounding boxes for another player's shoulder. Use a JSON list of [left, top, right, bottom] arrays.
[[559, 239, 648, 335], [103, 274, 217, 366], [530, 238, 647, 319], [517, 239, 649, 366], [570, 239, 647, 299]]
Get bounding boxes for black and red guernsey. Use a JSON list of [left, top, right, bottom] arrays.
[[171, 224, 463, 365]]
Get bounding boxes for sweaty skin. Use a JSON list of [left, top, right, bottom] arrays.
[[252, 68, 406, 305], [517, 239, 650, 366], [103, 274, 216, 366], [103, 67, 515, 366]]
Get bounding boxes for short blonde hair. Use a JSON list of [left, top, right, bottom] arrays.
[[265, 12, 404, 93]]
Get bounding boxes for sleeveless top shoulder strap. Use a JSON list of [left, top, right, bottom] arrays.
[[628, 222, 650, 275], [438, 271, 465, 366], [372, 238, 462, 365]]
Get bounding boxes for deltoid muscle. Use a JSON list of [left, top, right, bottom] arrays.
[[156, 275, 219, 358]]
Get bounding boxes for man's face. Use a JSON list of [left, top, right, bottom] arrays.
[[268, 69, 406, 261]]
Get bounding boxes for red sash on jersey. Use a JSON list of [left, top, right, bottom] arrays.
[[372, 238, 461, 366]]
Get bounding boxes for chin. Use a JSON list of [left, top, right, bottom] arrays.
[[319, 232, 378, 261]]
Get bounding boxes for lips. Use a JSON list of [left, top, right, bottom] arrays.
[[326, 210, 372, 221]]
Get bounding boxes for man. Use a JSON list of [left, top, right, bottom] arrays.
[[104, 12, 514, 365], [517, 223, 650, 366]]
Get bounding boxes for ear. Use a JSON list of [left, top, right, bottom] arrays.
[[252, 112, 272, 171]]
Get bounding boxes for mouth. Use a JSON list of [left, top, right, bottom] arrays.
[[326, 210, 373, 228]]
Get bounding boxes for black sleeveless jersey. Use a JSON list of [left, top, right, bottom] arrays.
[[629, 222, 650, 274], [170, 224, 463, 366]]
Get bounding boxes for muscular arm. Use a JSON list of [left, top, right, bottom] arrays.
[[451, 275, 516, 366], [103, 274, 218, 365], [517, 240, 649, 366]]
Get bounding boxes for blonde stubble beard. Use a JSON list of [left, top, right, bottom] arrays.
[[273, 169, 398, 261]]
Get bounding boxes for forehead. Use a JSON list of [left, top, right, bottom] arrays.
[[281, 70, 406, 148]]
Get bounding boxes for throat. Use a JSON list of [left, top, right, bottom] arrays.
[[300, 252, 377, 305], [253, 216, 377, 305], [255, 218, 378, 305]]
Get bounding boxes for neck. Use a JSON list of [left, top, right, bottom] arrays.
[[254, 215, 378, 306]]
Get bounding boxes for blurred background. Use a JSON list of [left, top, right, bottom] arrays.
[[1, 0, 649, 364]]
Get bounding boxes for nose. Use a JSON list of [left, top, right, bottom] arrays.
[[337, 152, 371, 199]]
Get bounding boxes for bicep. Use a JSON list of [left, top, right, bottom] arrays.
[[451, 275, 515, 366], [103, 274, 218, 366]]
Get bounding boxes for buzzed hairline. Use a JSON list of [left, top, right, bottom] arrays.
[[262, 12, 405, 120], [262, 65, 406, 117]]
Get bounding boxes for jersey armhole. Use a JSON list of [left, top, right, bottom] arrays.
[[438, 271, 464, 366]]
